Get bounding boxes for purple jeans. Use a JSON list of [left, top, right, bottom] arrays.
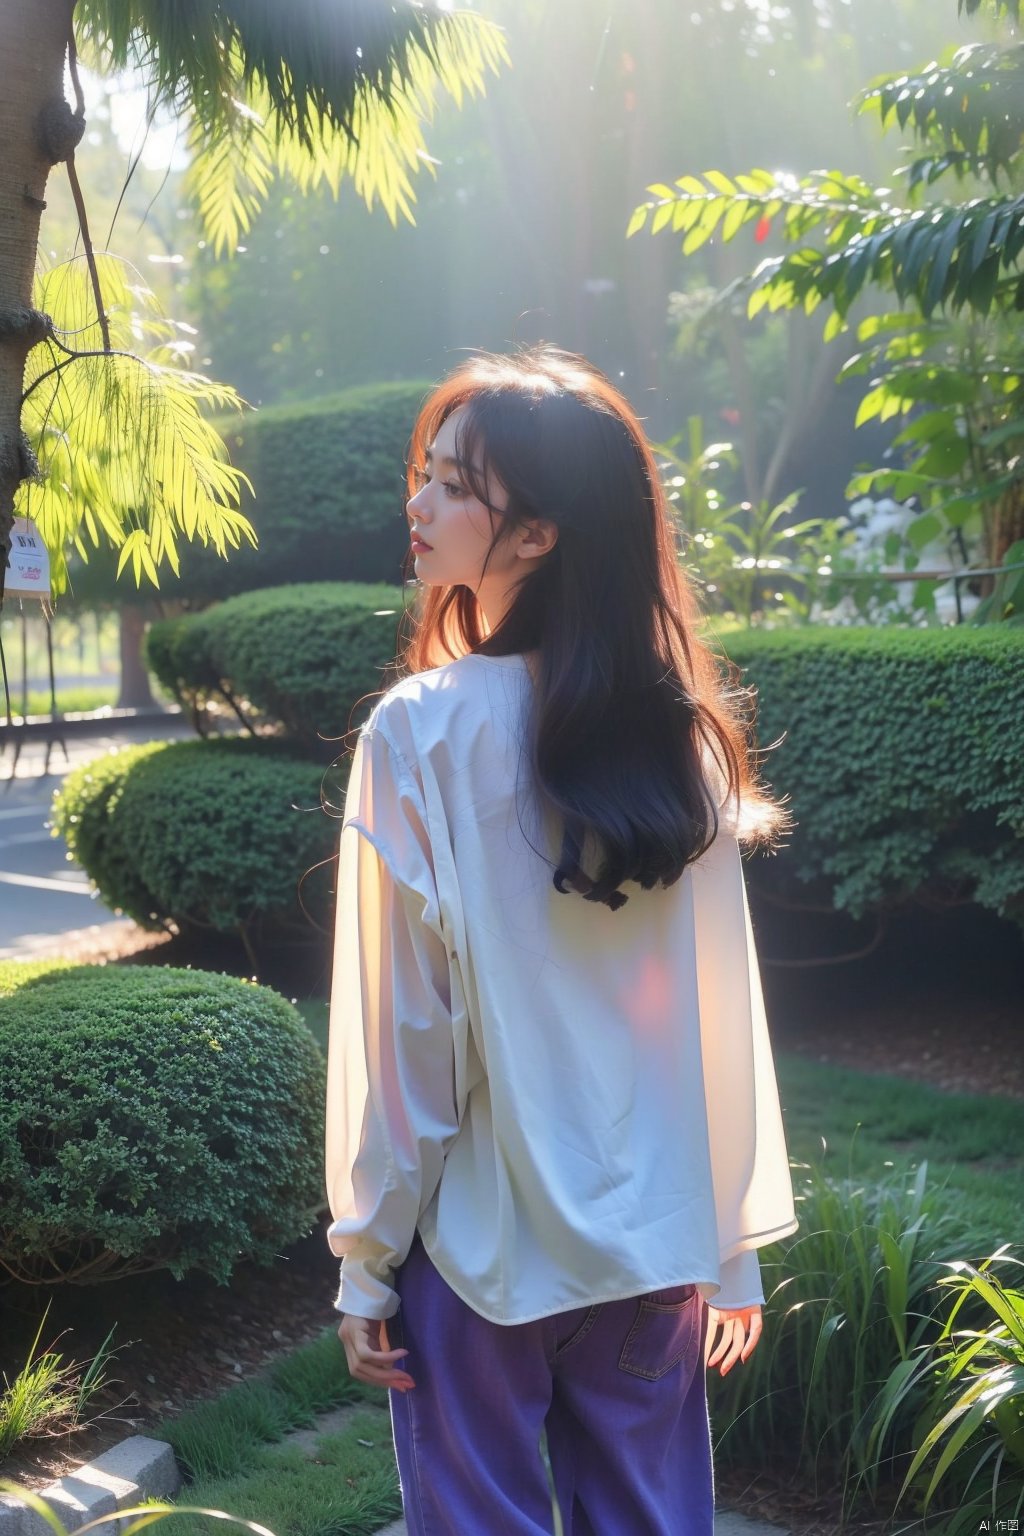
[[388, 1232, 714, 1535]]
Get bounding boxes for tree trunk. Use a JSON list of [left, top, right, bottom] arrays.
[[987, 484, 1024, 569], [117, 604, 156, 709], [0, 0, 76, 596]]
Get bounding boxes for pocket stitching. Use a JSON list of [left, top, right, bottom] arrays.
[[553, 1304, 602, 1362], [618, 1297, 699, 1381]]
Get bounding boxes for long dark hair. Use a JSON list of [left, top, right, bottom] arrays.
[[380, 344, 792, 911]]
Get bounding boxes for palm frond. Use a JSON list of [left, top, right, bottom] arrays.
[[76, 1, 508, 149], [184, 100, 275, 259], [183, 12, 508, 254], [18, 255, 255, 596]]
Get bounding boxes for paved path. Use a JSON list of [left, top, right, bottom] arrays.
[[374, 1509, 788, 1534], [0, 716, 195, 960]]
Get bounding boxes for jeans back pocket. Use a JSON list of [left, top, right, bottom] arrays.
[[618, 1284, 700, 1381]]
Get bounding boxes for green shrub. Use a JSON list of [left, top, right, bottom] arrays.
[[713, 624, 1024, 930], [0, 961, 326, 1286], [51, 738, 340, 943], [144, 609, 225, 724], [156, 380, 433, 600], [147, 616, 1024, 927], [145, 582, 409, 749]]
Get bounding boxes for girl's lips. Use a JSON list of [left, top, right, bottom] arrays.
[[411, 536, 433, 551]]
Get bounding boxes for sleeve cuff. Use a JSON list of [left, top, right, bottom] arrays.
[[334, 1254, 401, 1320], [714, 1247, 765, 1310]]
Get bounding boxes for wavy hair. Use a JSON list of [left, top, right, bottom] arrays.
[[374, 344, 792, 911]]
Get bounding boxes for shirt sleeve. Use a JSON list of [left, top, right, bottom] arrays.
[[324, 724, 460, 1319], [714, 1248, 765, 1311], [691, 806, 799, 1309]]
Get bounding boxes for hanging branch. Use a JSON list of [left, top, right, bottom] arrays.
[[64, 24, 110, 354], [21, 342, 142, 406]]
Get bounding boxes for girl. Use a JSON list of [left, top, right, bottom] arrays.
[[325, 345, 799, 1535]]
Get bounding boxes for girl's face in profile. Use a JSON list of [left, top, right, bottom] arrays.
[[407, 406, 512, 592], [407, 404, 558, 634]]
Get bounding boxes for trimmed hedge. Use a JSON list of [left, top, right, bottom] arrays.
[[157, 380, 433, 600], [120, 622, 1024, 937], [0, 961, 326, 1285], [50, 737, 340, 942], [146, 581, 408, 749], [713, 624, 1024, 929]]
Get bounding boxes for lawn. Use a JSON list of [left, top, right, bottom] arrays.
[[146, 1329, 401, 1536]]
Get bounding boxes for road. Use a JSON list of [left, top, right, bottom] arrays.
[[0, 715, 196, 961]]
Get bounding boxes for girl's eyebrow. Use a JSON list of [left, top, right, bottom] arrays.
[[424, 448, 461, 469]]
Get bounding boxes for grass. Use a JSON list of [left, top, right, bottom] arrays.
[[777, 1054, 1023, 1246], [147, 1329, 401, 1536], [148, 1312, 385, 1480], [1, 683, 175, 718], [3, 685, 118, 718], [159, 1407, 401, 1536], [0, 1300, 121, 1460]]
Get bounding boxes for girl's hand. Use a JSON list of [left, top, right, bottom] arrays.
[[338, 1314, 416, 1391], [704, 1304, 762, 1377]]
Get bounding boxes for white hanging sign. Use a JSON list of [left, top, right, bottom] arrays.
[[5, 517, 50, 599]]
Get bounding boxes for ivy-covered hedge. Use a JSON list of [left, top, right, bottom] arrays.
[[156, 380, 432, 601], [714, 624, 1024, 930], [146, 582, 408, 749], [0, 961, 326, 1285], [50, 738, 340, 943]]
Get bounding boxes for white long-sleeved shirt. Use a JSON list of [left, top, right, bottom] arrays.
[[325, 651, 798, 1323]]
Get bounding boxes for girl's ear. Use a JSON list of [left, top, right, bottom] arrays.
[[519, 519, 559, 558]]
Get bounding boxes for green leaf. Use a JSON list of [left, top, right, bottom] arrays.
[[891, 409, 963, 447], [978, 417, 1024, 449], [722, 198, 751, 243], [651, 199, 676, 236], [923, 214, 965, 316], [855, 385, 888, 427], [703, 169, 736, 196], [17, 254, 255, 596], [913, 433, 971, 478], [822, 309, 849, 342], [906, 511, 943, 550]]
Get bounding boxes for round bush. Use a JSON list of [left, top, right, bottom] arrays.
[[51, 737, 341, 941], [0, 961, 327, 1285], [144, 609, 224, 723], [146, 581, 410, 749], [158, 379, 433, 600]]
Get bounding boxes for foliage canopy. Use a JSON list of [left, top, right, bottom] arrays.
[[629, 0, 1024, 617]]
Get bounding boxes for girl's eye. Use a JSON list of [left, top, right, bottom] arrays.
[[443, 480, 467, 499]]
